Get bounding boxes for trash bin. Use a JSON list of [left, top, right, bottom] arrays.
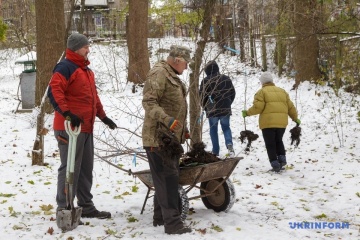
[[15, 51, 36, 109]]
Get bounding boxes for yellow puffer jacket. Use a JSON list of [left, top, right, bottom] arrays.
[[247, 83, 298, 129]]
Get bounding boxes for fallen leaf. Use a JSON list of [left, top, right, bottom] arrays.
[[39, 128, 49, 135], [198, 228, 207, 234], [47, 227, 54, 235]]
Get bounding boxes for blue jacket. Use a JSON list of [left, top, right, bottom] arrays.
[[199, 61, 236, 118]]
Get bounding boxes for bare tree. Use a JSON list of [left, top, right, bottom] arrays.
[[0, 0, 36, 50], [32, 0, 65, 165], [77, 0, 85, 34], [293, 0, 322, 87], [126, 0, 150, 84], [237, 0, 248, 62], [188, 0, 217, 145]]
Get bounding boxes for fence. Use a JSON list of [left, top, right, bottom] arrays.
[[259, 34, 360, 93]]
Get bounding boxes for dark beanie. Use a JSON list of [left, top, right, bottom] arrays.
[[67, 33, 89, 51]]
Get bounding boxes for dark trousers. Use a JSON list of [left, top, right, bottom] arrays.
[[145, 148, 183, 231], [261, 128, 286, 162], [55, 130, 96, 214]]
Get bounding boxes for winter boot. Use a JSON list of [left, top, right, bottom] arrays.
[[227, 144, 235, 157], [278, 155, 287, 167], [270, 160, 281, 172]]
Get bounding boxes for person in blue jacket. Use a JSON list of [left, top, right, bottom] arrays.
[[199, 60, 236, 156]]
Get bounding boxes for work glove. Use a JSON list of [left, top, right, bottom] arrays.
[[101, 117, 117, 130], [242, 110, 248, 118], [295, 119, 301, 126], [63, 111, 82, 127], [166, 117, 183, 133]]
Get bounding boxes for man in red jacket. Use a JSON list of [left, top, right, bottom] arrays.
[[48, 33, 117, 220]]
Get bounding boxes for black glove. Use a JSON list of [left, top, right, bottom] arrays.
[[101, 117, 117, 130], [63, 111, 82, 127]]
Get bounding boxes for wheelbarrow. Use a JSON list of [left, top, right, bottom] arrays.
[[56, 121, 82, 232], [98, 154, 242, 220]]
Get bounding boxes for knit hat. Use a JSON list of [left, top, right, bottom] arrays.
[[169, 45, 193, 63], [259, 72, 273, 84], [67, 33, 89, 51]]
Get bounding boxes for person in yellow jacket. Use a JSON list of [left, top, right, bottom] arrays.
[[242, 72, 301, 172]]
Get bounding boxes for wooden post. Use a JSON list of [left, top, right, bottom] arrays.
[[261, 35, 267, 71], [335, 36, 342, 90]]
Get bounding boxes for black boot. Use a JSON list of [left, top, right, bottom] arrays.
[[81, 209, 111, 219], [278, 155, 287, 167], [270, 160, 281, 172]]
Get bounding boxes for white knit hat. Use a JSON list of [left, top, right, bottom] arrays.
[[259, 72, 273, 84]]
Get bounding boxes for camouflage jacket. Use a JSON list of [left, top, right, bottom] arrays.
[[142, 61, 188, 147]]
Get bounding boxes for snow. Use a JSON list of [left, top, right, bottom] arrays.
[[0, 38, 359, 239], [15, 51, 37, 63]]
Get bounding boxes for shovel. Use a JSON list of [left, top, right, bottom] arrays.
[[56, 120, 82, 232]]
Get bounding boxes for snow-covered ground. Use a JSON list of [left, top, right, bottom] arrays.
[[0, 39, 359, 239]]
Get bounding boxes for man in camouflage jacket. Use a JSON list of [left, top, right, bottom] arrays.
[[142, 45, 192, 235]]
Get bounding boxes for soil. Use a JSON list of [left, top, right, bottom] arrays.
[[180, 142, 221, 166], [239, 130, 259, 152], [290, 126, 301, 147]]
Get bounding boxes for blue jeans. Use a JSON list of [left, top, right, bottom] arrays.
[[208, 115, 233, 155]]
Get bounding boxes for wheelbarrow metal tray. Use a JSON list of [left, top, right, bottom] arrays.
[[133, 157, 241, 187], [133, 170, 154, 188], [179, 157, 241, 185]]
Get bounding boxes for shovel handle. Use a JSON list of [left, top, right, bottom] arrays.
[[64, 120, 81, 182], [64, 120, 81, 137]]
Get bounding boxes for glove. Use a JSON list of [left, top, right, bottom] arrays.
[[242, 110, 248, 118], [166, 117, 183, 133], [101, 117, 117, 130], [63, 111, 82, 127], [185, 131, 190, 139], [295, 119, 301, 126]]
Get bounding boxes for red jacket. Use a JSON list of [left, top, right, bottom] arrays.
[[48, 49, 106, 133]]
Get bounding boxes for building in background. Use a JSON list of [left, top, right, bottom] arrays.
[[0, 0, 128, 49], [64, 0, 127, 38]]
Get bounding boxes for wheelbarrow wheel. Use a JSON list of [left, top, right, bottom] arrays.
[[178, 186, 189, 221], [200, 178, 236, 212]]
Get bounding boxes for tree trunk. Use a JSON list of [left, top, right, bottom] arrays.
[[77, 0, 85, 34], [127, 0, 150, 84], [293, 0, 322, 88], [215, 15, 222, 43], [274, 39, 286, 76], [65, 0, 76, 50], [249, 20, 256, 67], [188, 0, 216, 146], [238, 4, 247, 62], [33, 0, 65, 165]]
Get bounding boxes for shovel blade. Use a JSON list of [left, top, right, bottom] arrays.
[[56, 207, 83, 232]]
